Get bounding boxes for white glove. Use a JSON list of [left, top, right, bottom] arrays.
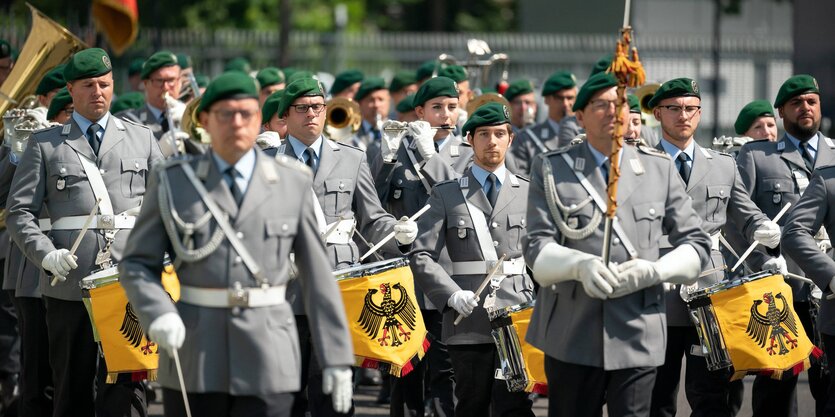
[[322, 366, 353, 414], [530, 242, 619, 299], [158, 130, 190, 156], [163, 93, 186, 124], [762, 255, 788, 275], [41, 249, 78, 278], [393, 216, 418, 245], [448, 290, 478, 317], [409, 121, 437, 160], [611, 244, 702, 298], [255, 131, 282, 149], [148, 312, 186, 354], [753, 220, 781, 249], [381, 120, 407, 162], [818, 239, 832, 253]]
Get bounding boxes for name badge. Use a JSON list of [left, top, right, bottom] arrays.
[[773, 192, 782, 204], [458, 228, 467, 239], [450, 145, 460, 157], [56, 178, 66, 191]]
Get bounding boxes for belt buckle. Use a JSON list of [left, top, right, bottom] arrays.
[[228, 283, 249, 308], [100, 214, 114, 229]]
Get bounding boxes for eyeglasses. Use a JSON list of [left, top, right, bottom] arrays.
[[658, 105, 701, 115], [289, 103, 326, 114], [149, 77, 179, 87], [211, 109, 258, 122], [589, 99, 618, 111]]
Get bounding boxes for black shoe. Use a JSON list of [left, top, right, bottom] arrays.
[[357, 368, 382, 386], [0, 373, 19, 416], [376, 376, 391, 404]]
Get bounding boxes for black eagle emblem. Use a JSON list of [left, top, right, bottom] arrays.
[[746, 292, 799, 356], [120, 302, 146, 348], [358, 282, 417, 347]]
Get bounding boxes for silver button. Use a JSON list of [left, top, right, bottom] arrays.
[[458, 219, 465, 226], [236, 232, 244, 239], [613, 237, 621, 246], [234, 256, 242, 264], [339, 182, 345, 190], [493, 241, 499, 247], [649, 208, 656, 216], [491, 222, 498, 228], [569, 204, 577, 210], [397, 179, 403, 185], [719, 189, 724, 196], [689, 196, 693, 200], [59, 167, 67, 174], [282, 224, 289, 231], [99, 169, 105, 174], [775, 183, 781, 189], [134, 162, 140, 169]]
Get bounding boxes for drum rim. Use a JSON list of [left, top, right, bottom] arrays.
[[80, 265, 120, 289], [686, 270, 776, 299], [333, 257, 409, 280]]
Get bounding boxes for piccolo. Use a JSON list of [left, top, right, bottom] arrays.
[[381, 122, 455, 133]]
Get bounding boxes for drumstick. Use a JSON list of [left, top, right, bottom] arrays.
[[454, 253, 507, 326], [50, 198, 101, 287], [172, 348, 193, 417], [784, 272, 814, 285], [731, 202, 792, 272], [359, 204, 431, 262]]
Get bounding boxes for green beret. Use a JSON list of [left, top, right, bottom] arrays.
[[278, 77, 326, 117], [224, 57, 251, 74], [0, 40, 9, 59], [176, 53, 192, 70], [572, 72, 618, 111], [416, 60, 438, 81], [110, 91, 145, 114], [262, 89, 285, 122], [331, 69, 364, 95], [396, 94, 416, 113], [46, 87, 72, 121], [774, 74, 820, 108], [542, 71, 577, 96], [734, 100, 775, 135], [589, 54, 614, 77], [198, 72, 259, 113], [627, 94, 640, 113], [438, 65, 468, 83], [389, 71, 417, 92], [504, 79, 535, 102], [36, 65, 66, 96], [462, 102, 511, 137], [128, 58, 145, 76], [282, 67, 299, 81], [195, 74, 210, 88], [647, 78, 701, 109], [141, 51, 179, 79], [413, 76, 459, 107], [286, 70, 314, 84], [64, 48, 112, 82], [256, 67, 285, 89], [354, 77, 386, 101]]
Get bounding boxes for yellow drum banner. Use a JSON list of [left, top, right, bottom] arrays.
[[711, 274, 822, 380], [509, 307, 548, 394], [338, 265, 429, 377]]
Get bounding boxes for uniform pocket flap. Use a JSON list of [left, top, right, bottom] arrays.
[[706, 185, 731, 199], [121, 158, 148, 173], [507, 213, 526, 228], [266, 218, 297, 237], [761, 178, 792, 192], [49, 161, 85, 177], [447, 214, 474, 229], [325, 178, 353, 192], [632, 202, 664, 221]]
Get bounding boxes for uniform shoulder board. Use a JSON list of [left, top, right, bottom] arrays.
[[542, 146, 571, 157], [332, 140, 363, 153], [273, 153, 312, 176], [33, 124, 62, 136], [117, 116, 147, 128], [434, 178, 459, 188], [707, 148, 733, 158], [513, 174, 531, 183], [637, 144, 670, 159], [816, 163, 835, 173]]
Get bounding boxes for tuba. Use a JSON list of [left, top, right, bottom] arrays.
[[466, 91, 510, 115], [0, 4, 86, 135], [635, 82, 661, 128], [325, 97, 361, 141]]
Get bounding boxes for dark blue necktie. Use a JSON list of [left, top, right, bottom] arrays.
[[486, 173, 499, 207], [86, 124, 101, 155]]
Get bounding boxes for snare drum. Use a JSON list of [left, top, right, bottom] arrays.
[[489, 301, 547, 394], [686, 271, 820, 380], [335, 257, 429, 377]]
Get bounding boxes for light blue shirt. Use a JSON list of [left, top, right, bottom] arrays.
[[147, 103, 165, 123], [72, 111, 110, 143], [586, 141, 623, 170], [471, 163, 507, 197], [659, 138, 695, 172], [786, 132, 819, 162], [212, 149, 256, 195], [287, 135, 324, 168]]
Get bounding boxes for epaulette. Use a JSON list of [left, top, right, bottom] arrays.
[[542, 146, 571, 157], [32, 124, 62, 135], [117, 116, 147, 128], [331, 139, 363, 152], [706, 148, 734, 158], [637, 144, 671, 159], [274, 153, 313, 177], [434, 178, 459, 187], [816, 163, 835, 173], [513, 174, 531, 183]]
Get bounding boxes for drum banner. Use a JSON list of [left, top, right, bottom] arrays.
[[508, 307, 548, 394], [338, 264, 430, 377], [85, 282, 159, 383], [710, 274, 823, 380]]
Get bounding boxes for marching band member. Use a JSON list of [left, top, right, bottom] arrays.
[[731, 74, 834, 417], [556, 56, 613, 148], [330, 69, 364, 100], [256, 67, 286, 106], [410, 102, 536, 416], [354, 77, 390, 148], [256, 89, 287, 151], [126, 57, 145, 92], [34, 65, 66, 112], [506, 70, 577, 175], [524, 72, 711, 417], [647, 78, 781, 417], [438, 65, 473, 127], [119, 72, 355, 417], [624, 94, 644, 145], [504, 79, 537, 132], [374, 76, 468, 417], [735, 99, 779, 142], [272, 76, 417, 417], [387, 71, 418, 121], [394, 94, 418, 123], [7, 47, 163, 417]]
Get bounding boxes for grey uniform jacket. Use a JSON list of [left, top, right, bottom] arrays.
[[556, 116, 583, 148], [657, 143, 770, 326], [783, 165, 835, 334], [410, 168, 535, 345], [730, 133, 835, 300], [6, 116, 163, 301], [506, 120, 561, 176], [116, 104, 204, 158], [523, 143, 711, 370], [119, 150, 353, 396]]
